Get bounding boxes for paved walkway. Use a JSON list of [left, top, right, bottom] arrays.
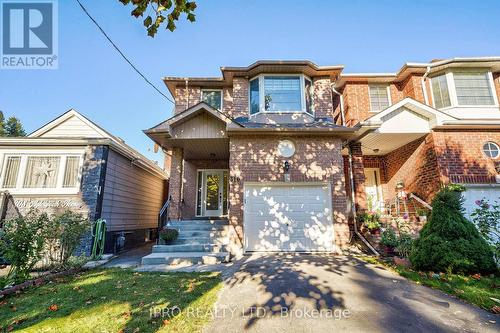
[[204, 254, 499, 333], [103, 243, 154, 269]]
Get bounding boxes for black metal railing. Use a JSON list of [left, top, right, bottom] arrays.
[[157, 196, 171, 244]]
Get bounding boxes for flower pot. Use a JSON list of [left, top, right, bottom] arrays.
[[383, 245, 396, 256], [393, 256, 410, 267], [369, 228, 381, 236]]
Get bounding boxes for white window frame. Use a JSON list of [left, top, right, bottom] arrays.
[[0, 149, 85, 195], [482, 141, 500, 159], [195, 169, 229, 217], [200, 89, 223, 110], [248, 74, 314, 116], [368, 84, 392, 113], [430, 70, 499, 110]]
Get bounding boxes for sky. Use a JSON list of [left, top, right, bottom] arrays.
[[1, 0, 500, 165]]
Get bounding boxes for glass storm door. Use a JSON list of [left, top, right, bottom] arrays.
[[203, 171, 223, 216], [364, 168, 383, 211]]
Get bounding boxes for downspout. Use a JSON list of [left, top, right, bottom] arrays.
[[331, 84, 346, 126], [347, 144, 380, 256], [421, 66, 431, 105], [185, 79, 190, 109]]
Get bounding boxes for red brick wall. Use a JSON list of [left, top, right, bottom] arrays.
[[433, 129, 500, 184], [400, 75, 425, 103], [383, 134, 441, 203], [229, 135, 350, 249], [312, 77, 334, 118]]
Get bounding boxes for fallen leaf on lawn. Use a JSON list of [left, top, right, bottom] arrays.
[[163, 320, 170, 326], [48, 304, 58, 311], [86, 301, 92, 305], [10, 306, 17, 312], [491, 306, 500, 314], [6, 326, 14, 332], [133, 328, 140, 332]]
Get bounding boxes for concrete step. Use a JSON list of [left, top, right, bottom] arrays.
[[169, 220, 229, 227], [141, 252, 229, 266], [172, 237, 229, 245], [152, 244, 229, 253], [178, 230, 227, 238], [168, 224, 230, 231]]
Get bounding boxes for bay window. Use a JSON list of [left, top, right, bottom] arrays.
[[249, 75, 313, 115], [431, 70, 497, 109], [0, 153, 83, 193], [453, 72, 495, 106]]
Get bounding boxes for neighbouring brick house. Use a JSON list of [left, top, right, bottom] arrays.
[[0, 110, 168, 254], [145, 58, 500, 257]]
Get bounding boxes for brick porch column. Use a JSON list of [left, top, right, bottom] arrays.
[[349, 142, 367, 211], [168, 147, 184, 220]]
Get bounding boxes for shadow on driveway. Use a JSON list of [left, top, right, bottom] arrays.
[[205, 254, 499, 333]]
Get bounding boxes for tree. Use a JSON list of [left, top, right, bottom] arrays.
[[4, 117, 26, 137], [410, 186, 496, 274], [119, 0, 197, 37], [0, 111, 5, 136]]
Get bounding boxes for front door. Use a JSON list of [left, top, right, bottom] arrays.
[[364, 168, 383, 211], [202, 170, 224, 216]]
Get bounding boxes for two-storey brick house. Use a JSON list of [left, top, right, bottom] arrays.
[[145, 57, 500, 258]]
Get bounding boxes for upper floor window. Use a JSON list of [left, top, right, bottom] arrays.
[[249, 75, 313, 115], [369, 85, 391, 112], [201, 89, 222, 110], [431, 70, 497, 109], [0, 153, 83, 193], [453, 72, 495, 106], [431, 74, 451, 109]]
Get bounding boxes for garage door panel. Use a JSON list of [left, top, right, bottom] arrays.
[[244, 183, 334, 252]]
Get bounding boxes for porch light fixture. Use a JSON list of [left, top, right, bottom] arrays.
[[373, 148, 380, 153], [283, 161, 291, 173]]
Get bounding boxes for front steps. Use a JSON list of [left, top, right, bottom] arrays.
[[141, 219, 231, 267]]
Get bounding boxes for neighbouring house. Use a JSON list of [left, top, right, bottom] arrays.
[[144, 57, 500, 259], [0, 110, 168, 254]]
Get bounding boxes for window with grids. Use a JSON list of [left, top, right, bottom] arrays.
[[201, 90, 222, 110], [483, 142, 499, 159], [264, 76, 302, 112], [453, 72, 495, 106], [431, 74, 451, 109], [369, 85, 390, 112], [1, 155, 81, 190]]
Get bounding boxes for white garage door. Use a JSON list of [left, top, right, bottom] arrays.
[[244, 183, 334, 252], [462, 185, 500, 219]]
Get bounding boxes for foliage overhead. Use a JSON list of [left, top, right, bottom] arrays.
[[0, 111, 26, 137], [410, 187, 497, 274], [471, 198, 500, 262], [119, 0, 197, 37]]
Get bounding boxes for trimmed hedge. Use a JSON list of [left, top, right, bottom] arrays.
[[410, 187, 496, 274]]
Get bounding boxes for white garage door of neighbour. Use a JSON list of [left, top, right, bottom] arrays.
[[462, 186, 500, 219], [244, 183, 334, 252]]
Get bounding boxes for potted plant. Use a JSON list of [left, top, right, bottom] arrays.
[[366, 219, 381, 235], [380, 228, 398, 255], [416, 208, 427, 223], [159, 228, 179, 245]]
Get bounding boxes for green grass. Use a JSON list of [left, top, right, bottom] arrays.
[[0, 268, 222, 333], [358, 255, 500, 312]]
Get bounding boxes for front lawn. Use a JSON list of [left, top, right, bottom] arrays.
[[359, 256, 500, 312], [0, 268, 222, 333]]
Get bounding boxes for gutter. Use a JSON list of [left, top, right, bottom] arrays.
[[421, 66, 431, 105]]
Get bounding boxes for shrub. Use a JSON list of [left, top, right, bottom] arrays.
[[471, 198, 499, 262], [380, 229, 398, 248], [396, 233, 414, 258], [160, 228, 179, 242], [44, 211, 90, 269], [0, 211, 49, 286], [359, 211, 381, 230], [410, 187, 496, 274]]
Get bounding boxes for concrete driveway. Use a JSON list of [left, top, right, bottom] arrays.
[[204, 254, 499, 333]]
